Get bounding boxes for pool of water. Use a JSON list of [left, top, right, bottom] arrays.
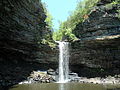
[[9, 83, 120, 90]]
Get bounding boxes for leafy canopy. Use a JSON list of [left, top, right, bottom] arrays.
[[53, 0, 99, 41]]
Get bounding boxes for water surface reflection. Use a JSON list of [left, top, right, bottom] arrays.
[[9, 83, 120, 90], [59, 83, 70, 90]]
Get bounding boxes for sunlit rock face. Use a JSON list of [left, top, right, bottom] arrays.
[[0, 0, 58, 86], [71, 0, 120, 77]]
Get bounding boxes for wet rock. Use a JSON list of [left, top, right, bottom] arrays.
[[47, 69, 56, 75], [19, 70, 56, 84], [70, 75, 120, 84]]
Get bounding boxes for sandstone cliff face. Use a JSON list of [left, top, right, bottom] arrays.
[[0, 0, 58, 63], [0, 0, 58, 86], [71, 0, 120, 77]]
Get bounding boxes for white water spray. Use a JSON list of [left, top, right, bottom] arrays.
[[58, 41, 69, 83]]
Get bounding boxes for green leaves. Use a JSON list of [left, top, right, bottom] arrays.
[[52, 26, 78, 41], [45, 11, 53, 30], [52, 0, 100, 41], [117, 10, 120, 19]]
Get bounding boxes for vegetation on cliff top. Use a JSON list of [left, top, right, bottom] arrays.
[[52, 0, 120, 41], [52, 0, 100, 41], [40, 3, 56, 47], [41, 0, 120, 44]]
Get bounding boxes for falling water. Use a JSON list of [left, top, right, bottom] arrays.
[[58, 41, 69, 83]]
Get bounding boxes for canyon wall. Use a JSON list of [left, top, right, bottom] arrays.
[[71, 0, 120, 77], [0, 0, 58, 64], [0, 0, 120, 86], [0, 0, 58, 86]]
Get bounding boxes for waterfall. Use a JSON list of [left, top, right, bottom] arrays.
[[58, 41, 69, 83]]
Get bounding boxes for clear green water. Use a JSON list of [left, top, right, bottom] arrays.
[[9, 83, 120, 90]]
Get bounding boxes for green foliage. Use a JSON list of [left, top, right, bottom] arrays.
[[105, 0, 119, 9], [63, 0, 99, 30], [42, 2, 53, 31], [53, 0, 99, 41], [41, 39, 56, 47], [117, 10, 120, 19], [115, 0, 120, 19], [53, 31, 62, 41], [105, 0, 120, 19], [53, 28, 78, 41], [39, 2, 56, 47], [45, 10, 53, 30], [115, 0, 120, 3], [42, 0, 120, 42], [52, 22, 78, 41]]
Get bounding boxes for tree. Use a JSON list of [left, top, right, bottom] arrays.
[[53, 0, 100, 41]]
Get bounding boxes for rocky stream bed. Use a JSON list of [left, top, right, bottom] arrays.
[[18, 69, 120, 85]]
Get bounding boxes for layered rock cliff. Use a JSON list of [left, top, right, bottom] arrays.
[[71, 0, 120, 77], [0, 0, 58, 86], [0, 0, 120, 86], [0, 0, 58, 63]]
